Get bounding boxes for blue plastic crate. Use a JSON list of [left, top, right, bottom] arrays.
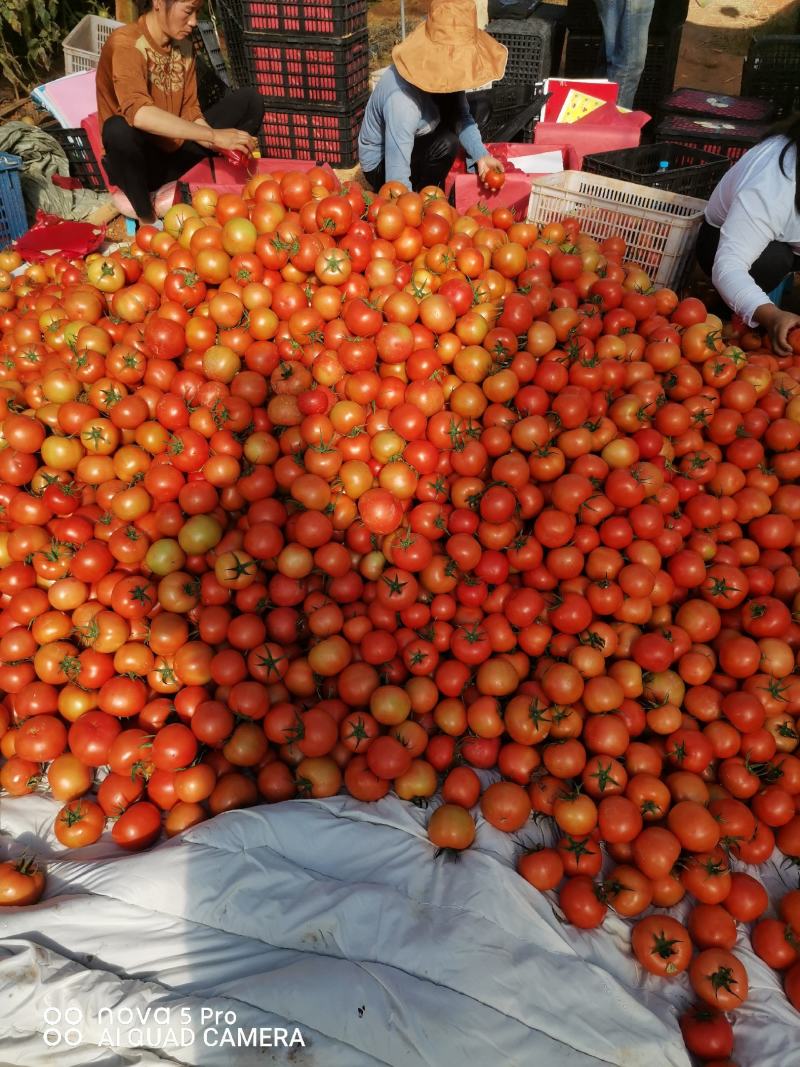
[[0, 152, 27, 246]]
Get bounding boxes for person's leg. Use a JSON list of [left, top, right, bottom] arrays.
[[101, 116, 164, 222], [158, 89, 267, 184], [749, 241, 797, 295], [410, 127, 460, 192], [595, 0, 622, 86], [597, 0, 654, 109], [695, 219, 720, 278], [697, 220, 795, 302], [362, 163, 386, 193], [203, 88, 265, 137]]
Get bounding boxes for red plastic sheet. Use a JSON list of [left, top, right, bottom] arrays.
[[535, 103, 651, 168], [445, 145, 567, 215], [14, 211, 106, 263]]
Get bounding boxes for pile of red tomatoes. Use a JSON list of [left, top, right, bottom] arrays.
[[1, 166, 800, 1061]]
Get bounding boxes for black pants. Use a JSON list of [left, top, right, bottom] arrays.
[[363, 97, 492, 194], [102, 89, 264, 221], [696, 218, 800, 297]]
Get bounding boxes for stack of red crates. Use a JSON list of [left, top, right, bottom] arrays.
[[219, 0, 369, 167]]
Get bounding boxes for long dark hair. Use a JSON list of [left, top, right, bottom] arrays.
[[763, 113, 800, 211]]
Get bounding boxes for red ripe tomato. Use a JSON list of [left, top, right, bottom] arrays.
[[68, 711, 121, 767], [151, 723, 198, 772], [722, 871, 768, 922], [480, 781, 531, 832], [111, 801, 163, 851], [0, 857, 46, 905], [752, 918, 798, 970], [54, 798, 105, 848], [631, 915, 691, 976], [358, 489, 403, 534], [783, 957, 800, 1012], [559, 875, 607, 929], [442, 766, 481, 808], [688, 903, 737, 951], [427, 804, 475, 850], [144, 314, 185, 359], [667, 800, 720, 852], [517, 848, 564, 890], [365, 735, 412, 780], [483, 169, 505, 191], [689, 949, 749, 1011], [679, 1008, 734, 1061]]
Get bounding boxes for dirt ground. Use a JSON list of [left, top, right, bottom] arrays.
[[368, 0, 800, 93], [676, 0, 800, 93]]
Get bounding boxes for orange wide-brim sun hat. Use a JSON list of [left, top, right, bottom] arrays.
[[392, 0, 508, 94]]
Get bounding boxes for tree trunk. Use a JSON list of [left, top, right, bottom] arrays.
[[115, 0, 139, 24]]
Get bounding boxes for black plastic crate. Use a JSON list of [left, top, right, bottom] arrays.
[[564, 0, 601, 34], [487, 16, 553, 85], [564, 32, 604, 78], [225, 28, 369, 105], [633, 26, 682, 116], [48, 127, 105, 190], [533, 3, 567, 75], [220, 0, 367, 36], [650, 0, 690, 33], [480, 84, 547, 142], [259, 100, 365, 166], [583, 142, 730, 199], [661, 87, 776, 123], [741, 35, 800, 119], [657, 114, 771, 162], [193, 21, 229, 82]]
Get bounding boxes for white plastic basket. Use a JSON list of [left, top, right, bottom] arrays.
[[63, 15, 122, 73], [526, 171, 707, 289]]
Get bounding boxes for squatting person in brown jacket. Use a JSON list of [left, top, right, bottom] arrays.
[[96, 0, 264, 223]]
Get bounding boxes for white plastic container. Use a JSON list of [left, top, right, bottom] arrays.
[[526, 170, 707, 289], [63, 15, 122, 73]]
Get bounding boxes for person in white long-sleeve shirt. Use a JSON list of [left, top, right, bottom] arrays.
[[697, 125, 800, 355]]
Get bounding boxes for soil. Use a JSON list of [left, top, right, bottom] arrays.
[[368, 0, 429, 69], [675, 0, 800, 94]]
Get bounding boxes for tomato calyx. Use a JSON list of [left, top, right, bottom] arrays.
[[59, 654, 82, 681], [294, 774, 314, 798], [707, 964, 744, 1004], [646, 929, 684, 968], [59, 800, 91, 827], [12, 855, 43, 878], [587, 759, 622, 795]]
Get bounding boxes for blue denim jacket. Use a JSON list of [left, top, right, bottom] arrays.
[[358, 65, 487, 188]]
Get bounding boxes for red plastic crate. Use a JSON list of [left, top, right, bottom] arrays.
[[661, 87, 775, 123], [229, 31, 369, 105], [656, 114, 770, 163], [225, 0, 367, 36], [260, 102, 365, 167]]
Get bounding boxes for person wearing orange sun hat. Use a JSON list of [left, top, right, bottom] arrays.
[[359, 0, 508, 192]]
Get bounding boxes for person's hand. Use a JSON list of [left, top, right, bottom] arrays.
[[476, 154, 503, 181], [754, 303, 800, 355], [211, 128, 257, 155]]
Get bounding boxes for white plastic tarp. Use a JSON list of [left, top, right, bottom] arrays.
[[0, 793, 797, 1066]]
